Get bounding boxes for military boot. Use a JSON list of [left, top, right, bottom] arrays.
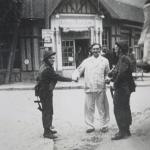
[[111, 131, 127, 140], [125, 126, 131, 136], [111, 129, 130, 140], [49, 129, 57, 134], [43, 129, 57, 139]]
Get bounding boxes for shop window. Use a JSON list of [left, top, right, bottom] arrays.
[[102, 28, 109, 48], [120, 28, 130, 46], [134, 33, 140, 45], [120, 33, 130, 45], [134, 46, 143, 62], [62, 40, 75, 67]]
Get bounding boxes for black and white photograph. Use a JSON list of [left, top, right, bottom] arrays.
[[0, 0, 150, 150]]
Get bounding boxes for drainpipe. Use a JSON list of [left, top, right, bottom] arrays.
[[44, 0, 49, 29], [44, 0, 50, 51], [30, 0, 33, 18]]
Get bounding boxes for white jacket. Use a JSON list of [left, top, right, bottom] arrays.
[[73, 55, 110, 93]]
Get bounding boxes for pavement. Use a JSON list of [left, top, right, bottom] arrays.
[[0, 73, 150, 91]]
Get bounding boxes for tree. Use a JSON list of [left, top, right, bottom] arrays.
[[0, 0, 23, 83]]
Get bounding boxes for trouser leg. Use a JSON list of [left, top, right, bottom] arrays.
[[42, 112, 53, 130], [113, 90, 132, 133], [84, 92, 95, 129], [95, 91, 110, 128], [40, 92, 53, 130]]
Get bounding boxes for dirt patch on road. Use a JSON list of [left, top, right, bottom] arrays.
[[54, 108, 150, 150]]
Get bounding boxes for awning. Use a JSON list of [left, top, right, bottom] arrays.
[[61, 26, 90, 32]]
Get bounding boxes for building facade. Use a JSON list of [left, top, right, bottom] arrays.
[[0, 0, 145, 83]]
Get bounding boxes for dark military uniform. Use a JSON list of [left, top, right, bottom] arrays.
[[38, 62, 72, 133], [113, 54, 135, 135]]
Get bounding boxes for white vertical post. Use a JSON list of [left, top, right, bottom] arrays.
[[55, 28, 63, 71], [90, 27, 94, 45], [33, 26, 40, 70], [95, 29, 99, 43], [95, 16, 103, 45]]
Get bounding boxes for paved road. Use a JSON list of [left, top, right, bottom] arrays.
[[0, 86, 150, 150]]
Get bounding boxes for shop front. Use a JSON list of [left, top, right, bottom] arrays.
[[50, 14, 103, 76]]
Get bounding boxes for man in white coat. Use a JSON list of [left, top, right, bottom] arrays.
[[72, 43, 110, 133]]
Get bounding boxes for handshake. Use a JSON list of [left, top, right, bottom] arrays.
[[71, 70, 80, 82], [105, 77, 115, 90], [105, 77, 111, 84]]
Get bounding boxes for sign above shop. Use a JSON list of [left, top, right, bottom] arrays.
[[42, 29, 54, 47]]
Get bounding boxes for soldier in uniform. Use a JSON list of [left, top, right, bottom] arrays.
[[37, 50, 76, 139], [108, 41, 136, 140]]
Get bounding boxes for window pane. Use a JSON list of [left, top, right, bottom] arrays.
[[64, 48, 67, 52], [69, 62, 72, 66], [70, 41, 73, 46], [64, 53, 68, 57], [62, 40, 75, 67], [66, 41, 69, 46], [64, 63, 68, 66], [68, 48, 73, 53], [62, 41, 65, 46], [68, 52, 72, 57], [102, 28, 109, 48]]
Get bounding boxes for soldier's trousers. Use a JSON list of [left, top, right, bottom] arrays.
[[113, 89, 132, 132], [39, 90, 53, 130]]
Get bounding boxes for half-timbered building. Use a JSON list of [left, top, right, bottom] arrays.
[[0, 0, 146, 83]]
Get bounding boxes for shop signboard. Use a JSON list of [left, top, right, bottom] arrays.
[[42, 29, 54, 47]]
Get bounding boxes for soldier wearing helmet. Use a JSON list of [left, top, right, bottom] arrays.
[[37, 50, 76, 139]]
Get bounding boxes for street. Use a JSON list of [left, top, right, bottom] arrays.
[[0, 0, 148, 150], [0, 86, 150, 150]]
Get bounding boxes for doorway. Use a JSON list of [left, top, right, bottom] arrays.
[[75, 39, 90, 67]]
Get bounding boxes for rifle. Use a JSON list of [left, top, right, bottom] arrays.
[[34, 98, 43, 112]]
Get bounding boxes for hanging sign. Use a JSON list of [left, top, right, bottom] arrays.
[[42, 29, 54, 47], [24, 59, 30, 65]]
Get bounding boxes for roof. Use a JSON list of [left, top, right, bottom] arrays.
[[22, 0, 144, 23], [116, 0, 146, 8], [100, 0, 144, 23], [22, 0, 62, 19], [22, 0, 44, 19]]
